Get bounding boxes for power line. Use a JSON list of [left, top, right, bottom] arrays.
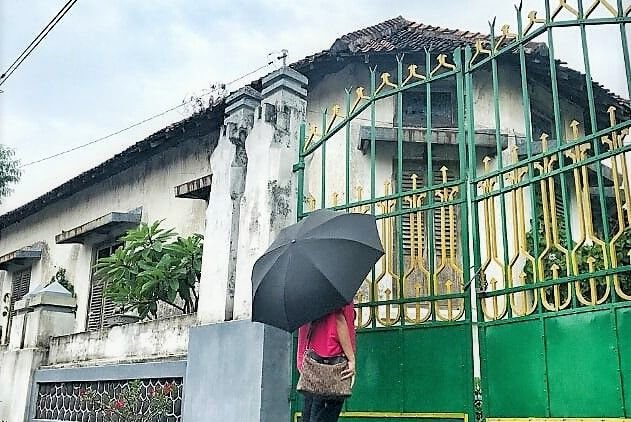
[[0, 0, 79, 87], [20, 56, 284, 168]]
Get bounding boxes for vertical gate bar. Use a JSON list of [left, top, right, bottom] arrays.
[[396, 55, 406, 325], [516, 4, 542, 303], [456, 47, 471, 323], [321, 109, 328, 209], [370, 67, 378, 329], [613, 1, 630, 414], [345, 89, 352, 207], [370, 67, 377, 212], [465, 45, 489, 420], [489, 22, 513, 319], [616, 0, 630, 308], [577, 0, 612, 276], [617, 0, 631, 100], [465, 46, 484, 327], [297, 123, 306, 220], [544, 0, 576, 277], [292, 121, 304, 419], [543, 2, 562, 414], [425, 49, 437, 321], [456, 48, 475, 420]]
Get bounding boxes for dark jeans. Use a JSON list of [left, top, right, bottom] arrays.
[[302, 393, 344, 422]]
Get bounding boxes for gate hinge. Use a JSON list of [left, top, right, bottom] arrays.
[[292, 162, 305, 172]]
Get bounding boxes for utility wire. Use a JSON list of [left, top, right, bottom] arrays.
[[0, 0, 79, 87], [20, 56, 284, 168]]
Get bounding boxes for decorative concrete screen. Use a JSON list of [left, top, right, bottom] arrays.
[[34, 378, 183, 421], [29, 360, 186, 422]]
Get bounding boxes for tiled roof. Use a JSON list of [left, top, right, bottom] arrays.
[[334, 16, 487, 54], [293, 16, 488, 68], [0, 105, 224, 229], [292, 16, 628, 113]]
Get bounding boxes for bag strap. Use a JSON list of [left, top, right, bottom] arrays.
[[306, 318, 320, 351]]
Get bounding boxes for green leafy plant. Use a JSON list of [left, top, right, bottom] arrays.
[[0, 144, 20, 203], [79, 380, 175, 422], [94, 220, 203, 319], [49, 267, 75, 297]]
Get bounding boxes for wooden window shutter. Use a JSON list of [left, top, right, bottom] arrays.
[[4, 267, 32, 344], [87, 244, 120, 331], [399, 161, 459, 258], [10, 268, 31, 317]]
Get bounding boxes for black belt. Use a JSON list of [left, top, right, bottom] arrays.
[[306, 350, 347, 365]]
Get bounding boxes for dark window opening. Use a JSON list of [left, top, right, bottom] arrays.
[[402, 91, 455, 128]]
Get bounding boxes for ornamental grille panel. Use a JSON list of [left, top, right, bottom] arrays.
[[34, 378, 183, 422]]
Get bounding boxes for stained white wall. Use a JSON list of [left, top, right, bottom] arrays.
[[0, 134, 215, 339]]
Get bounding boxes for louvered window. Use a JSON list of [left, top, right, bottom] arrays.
[[397, 160, 460, 258], [402, 90, 455, 128], [4, 267, 31, 343], [86, 243, 121, 331]]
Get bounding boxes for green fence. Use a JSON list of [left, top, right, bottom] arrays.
[[292, 0, 631, 420]]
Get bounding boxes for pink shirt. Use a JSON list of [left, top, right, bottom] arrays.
[[297, 303, 356, 371]]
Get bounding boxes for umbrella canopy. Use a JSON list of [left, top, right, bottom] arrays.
[[251, 209, 384, 332]]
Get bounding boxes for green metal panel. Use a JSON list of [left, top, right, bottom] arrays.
[[545, 311, 624, 416], [401, 325, 473, 413], [617, 306, 631, 415], [345, 330, 403, 412], [483, 320, 547, 416]]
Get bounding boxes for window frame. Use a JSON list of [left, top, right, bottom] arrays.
[[398, 84, 457, 129], [85, 241, 123, 331], [3, 266, 32, 344]]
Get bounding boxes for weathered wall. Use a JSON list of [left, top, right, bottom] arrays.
[[0, 134, 216, 338], [0, 346, 46, 422], [46, 313, 196, 367]]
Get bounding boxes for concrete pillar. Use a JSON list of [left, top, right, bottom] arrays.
[[9, 282, 76, 350], [232, 68, 308, 320], [183, 68, 308, 422], [0, 282, 74, 422], [197, 87, 262, 323]]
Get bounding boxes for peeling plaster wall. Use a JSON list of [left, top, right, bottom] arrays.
[[46, 313, 196, 367], [0, 134, 216, 337], [0, 346, 46, 422]]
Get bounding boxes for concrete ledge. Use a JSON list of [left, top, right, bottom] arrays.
[[47, 313, 196, 366], [0, 246, 42, 271], [34, 359, 186, 382], [55, 211, 141, 245], [261, 68, 308, 99], [226, 86, 263, 114]]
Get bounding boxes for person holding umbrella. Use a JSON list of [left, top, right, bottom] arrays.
[[297, 302, 356, 422], [251, 209, 384, 422]]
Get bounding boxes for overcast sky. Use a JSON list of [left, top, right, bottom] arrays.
[[0, 0, 628, 212]]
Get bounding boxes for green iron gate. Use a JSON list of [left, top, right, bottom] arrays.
[[292, 1, 631, 420]]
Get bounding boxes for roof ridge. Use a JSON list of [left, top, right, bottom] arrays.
[[330, 16, 413, 54]]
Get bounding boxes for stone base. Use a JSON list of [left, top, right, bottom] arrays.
[[182, 320, 291, 422]]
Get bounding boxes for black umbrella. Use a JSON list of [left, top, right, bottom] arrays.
[[251, 209, 384, 332]]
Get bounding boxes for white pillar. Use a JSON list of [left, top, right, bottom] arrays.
[[232, 68, 308, 319], [197, 87, 262, 323]]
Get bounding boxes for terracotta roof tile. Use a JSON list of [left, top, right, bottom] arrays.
[[291, 16, 628, 112]]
